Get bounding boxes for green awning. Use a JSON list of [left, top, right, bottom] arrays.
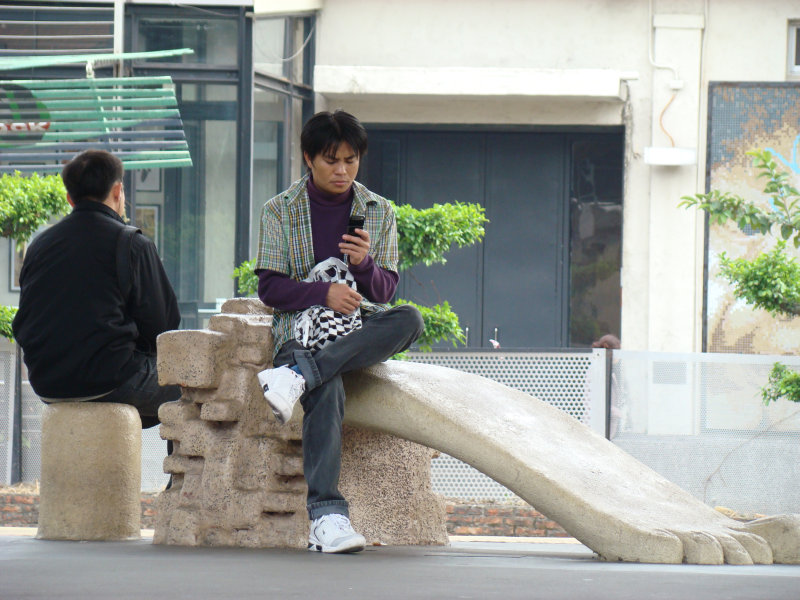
[[0, 49, 194, 172], [0, 48, 194, 73]]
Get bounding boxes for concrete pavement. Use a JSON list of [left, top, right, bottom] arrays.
[[0, 529, 798, 599]]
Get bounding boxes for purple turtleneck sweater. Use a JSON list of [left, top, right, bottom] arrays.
[[257, 177, 399, 311]]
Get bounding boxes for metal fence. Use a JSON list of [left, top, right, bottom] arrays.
[[408, 349, 607, 501], [3, 344, 800, 515], [610, 350, 800, 515], [0, 346, 14, 483]]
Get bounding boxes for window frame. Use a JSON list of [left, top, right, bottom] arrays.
[[126, 3, 253, 297], [788, 21, 800, 80], [252, 14, 315, 191]]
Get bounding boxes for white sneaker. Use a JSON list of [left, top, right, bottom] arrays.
[[257, 365, 305, 424], [308, 514, 366, 554]]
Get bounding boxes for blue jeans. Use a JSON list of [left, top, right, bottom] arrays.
[[90, 351, 182, 429], [273, 304, 424, 520]]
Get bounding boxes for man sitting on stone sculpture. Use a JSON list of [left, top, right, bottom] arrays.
[[255, 110, 424, 554], [13, 150, 181, 429]]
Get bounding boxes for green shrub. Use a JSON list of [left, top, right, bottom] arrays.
[[0, 305, 16, 341], [680, 149, 800, 246], [233, 258, 258, 296], [681, 149, 800, 405], [762, 362, 800, 405], [0, 171, 69, 247], [393, 298, 465, 352], [717, 240, 800, 316], [393, 201, 487, 271]]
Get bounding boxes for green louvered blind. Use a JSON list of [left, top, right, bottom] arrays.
[[0, 76, 192, 172]]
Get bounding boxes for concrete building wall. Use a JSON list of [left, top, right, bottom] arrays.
[[4, 0, 796, 355], [309, 0, 800, 353]]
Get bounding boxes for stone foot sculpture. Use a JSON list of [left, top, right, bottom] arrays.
[[342, 361, 800, 564]]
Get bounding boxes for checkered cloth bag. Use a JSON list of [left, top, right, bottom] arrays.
[[293, 257, 362, 352]]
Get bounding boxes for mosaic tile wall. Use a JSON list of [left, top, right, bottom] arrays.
[[706, 83, 800, 355]]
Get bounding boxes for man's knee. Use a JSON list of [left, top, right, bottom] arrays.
[[393, 304, 425, 340]]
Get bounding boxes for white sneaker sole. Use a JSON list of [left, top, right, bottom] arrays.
[[308, 535, 366, 554], [263, 390, 292, 424]]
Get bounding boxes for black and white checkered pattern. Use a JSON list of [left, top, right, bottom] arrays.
[[294, 258, 362, 352]]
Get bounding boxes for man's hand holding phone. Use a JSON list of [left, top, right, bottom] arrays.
[[341, 215, 369, 266]]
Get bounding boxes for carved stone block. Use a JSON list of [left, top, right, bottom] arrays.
[[154, 301, 447, 548]]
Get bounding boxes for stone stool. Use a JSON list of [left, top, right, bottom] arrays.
[[37, 403, 142, 541]]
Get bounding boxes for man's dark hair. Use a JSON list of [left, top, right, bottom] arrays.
[[300, 110, 368, 163], [61, 149, 124, 204]]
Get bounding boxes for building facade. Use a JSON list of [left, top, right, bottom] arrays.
[[2, 0, 799, 353]]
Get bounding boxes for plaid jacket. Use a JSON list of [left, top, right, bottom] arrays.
[[255, 173, 399, 354]]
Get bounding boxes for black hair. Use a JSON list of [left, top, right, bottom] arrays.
[[300, 110, 368, 165], [60, 149, 124, 204]]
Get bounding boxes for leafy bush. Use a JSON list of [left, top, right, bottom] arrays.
[[682, 149, 800, 404], [393, 201, 487, 271], [393, 298, 465, 352], [680, 149, 800, 247], [0, 305, 17, 341], [0, 171, 69, 247], [717, 241, 800, 316], [233, 259, 258, 296], [762, 362, 800, 405]]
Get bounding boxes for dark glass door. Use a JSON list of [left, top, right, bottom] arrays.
[[362, 128, 622, 350]]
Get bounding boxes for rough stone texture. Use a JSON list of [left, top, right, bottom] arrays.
[[340, 427, 447, 545], [154, 298, 447, 548], [157, 330, 230, 389], [37, 403, 141, 541], [340, 363, 800, 564]]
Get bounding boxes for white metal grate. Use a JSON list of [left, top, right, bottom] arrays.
[[408, 350, 607, 501], [0, 349, 14, 484]]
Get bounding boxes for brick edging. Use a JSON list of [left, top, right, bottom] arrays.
[[445, 500, 568, 537], [1, 492, 568, 537], [1, 492, 160, 529]]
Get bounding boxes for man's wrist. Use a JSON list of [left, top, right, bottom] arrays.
[[348, 254, 373, 272]]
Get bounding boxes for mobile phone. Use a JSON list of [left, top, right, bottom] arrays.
[[347, 215, 365, 236]]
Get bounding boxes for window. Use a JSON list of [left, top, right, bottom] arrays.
[[252, 88, 285, 258], [0, 2, 114, 56], [136, 17, 238, 66], [569, 137, 624, 347], [129, 4, 249, 326], [789, 21, 800, 79], [252, 13, 315, 241]]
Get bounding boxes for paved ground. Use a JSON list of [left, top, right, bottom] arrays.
[[1, 529, 799, 600]]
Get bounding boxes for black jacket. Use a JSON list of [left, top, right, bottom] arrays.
[[12, 202, 180, 398]]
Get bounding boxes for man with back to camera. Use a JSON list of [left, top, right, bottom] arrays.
[[12, 149, 181, 429], [255, 110, 424, 553]]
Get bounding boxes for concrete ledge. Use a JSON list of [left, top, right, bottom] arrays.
[[314, 66, 633, 101]]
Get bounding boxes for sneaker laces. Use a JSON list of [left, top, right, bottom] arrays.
[[326, 513, 354, 532], [288, 372, 305, 397]]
